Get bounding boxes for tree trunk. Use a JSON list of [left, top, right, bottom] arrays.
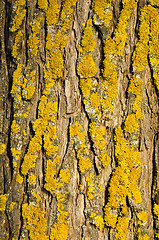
[[0, 0, 159, 239]]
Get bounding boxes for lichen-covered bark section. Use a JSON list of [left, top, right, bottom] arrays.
[[0, 0, 158, 239]]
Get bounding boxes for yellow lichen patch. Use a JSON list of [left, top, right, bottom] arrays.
[[21, 154, 38, 175], [21, 98, 58, 175], [115, 216, 129, 240], [38, 0, 48, 10], [78, 53, 97, 79], [92, 0, 113, 26], [149, 7, 159, 90], [79, 19, 96, 54], [28, 175, 36, 185], [27, 17, 43, 58], [10, 0, 26, 32], [77, 19, 101, 112], [11, 148, 21, 161], [115, 0, 138, 56], [16, 173, 23, 184], [9, 202, 16, 212], [11, 120, 20, 135], [70, 122, 92, 174], [11, 64, 23, 96], [0, 194, 7, 211], [95, 215, 104, 230], [50, 208, 69, 240], [138, 229, 150, 240], [104, 126, 142, 236], [44, 157, 62, 192], [154, 203, 159, 217], [132, 6, 151, 72], [0, 143, 6, 154], [12, 30, 23, 60], [44, 0, 76, 95], [89, 122, 110, 167], [86, 173, 96, 200], [46, 0, 60, 25], [137, 211, 147, 225], [102, 37, 117, 113], [22, 69, 36, 100], [124, 114, 139, 134], [22, 203, 48, 240], [59, 169, 71, 184]]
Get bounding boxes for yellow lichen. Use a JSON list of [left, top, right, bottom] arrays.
[[28, 175, 37, 185], [9, 202, 16, 212], [0, 194, 7, 211], [38, 0, 48, 10], [10, 0, 26, 32], [92, 0, 113, 27], [27, 17, 43, 58], [137, 211, 147, 225], [59, 169, 71, 184], [70, 122, 92, 174], [0, 143, 6, 154], [12, 30, 23, 60], [16, 173, 23, 184], [22, 203, 48, 240], [89, 122, 110, 167]]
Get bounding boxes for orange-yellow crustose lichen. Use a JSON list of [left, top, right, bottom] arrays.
[[89, 122, 110, 167], [92, 0, 113, 27], [11, 64, 23, 97], [46, 0, 60, 26], [28, 174, 37, 185], [132, 4, 159, 90], [21, 96, 58, 175], [149, 6, 159, 90], [16, 172, 23, 184], [12, 30, 23, 60], [137, 211, 147, 225], [102, 0, 138, 114], [27, 17, 43, 58], [50, 198, 69, 240], [104, 126, 142, 238], [0, 143, 6, 154], [78, 19, 97, 108], [138, 229, 150, 240], [10, 0, 26, 32], [70, 122, 92, 174], [38, 0, 48, 11], [9, 202, 16, 212], [22, 68, 36, 100], [22, 203, 48, 240], [115, 0, 138, 56], [44, 0, 77, 95], [0, 194, 7, 211]]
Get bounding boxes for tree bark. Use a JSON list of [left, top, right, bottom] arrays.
[[0, 0, 159, 239]]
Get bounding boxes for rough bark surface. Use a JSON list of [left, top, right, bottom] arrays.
[[0, 0, 159, 239]]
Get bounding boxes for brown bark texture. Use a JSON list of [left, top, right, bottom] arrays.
[[0, 0, 159, 239]]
